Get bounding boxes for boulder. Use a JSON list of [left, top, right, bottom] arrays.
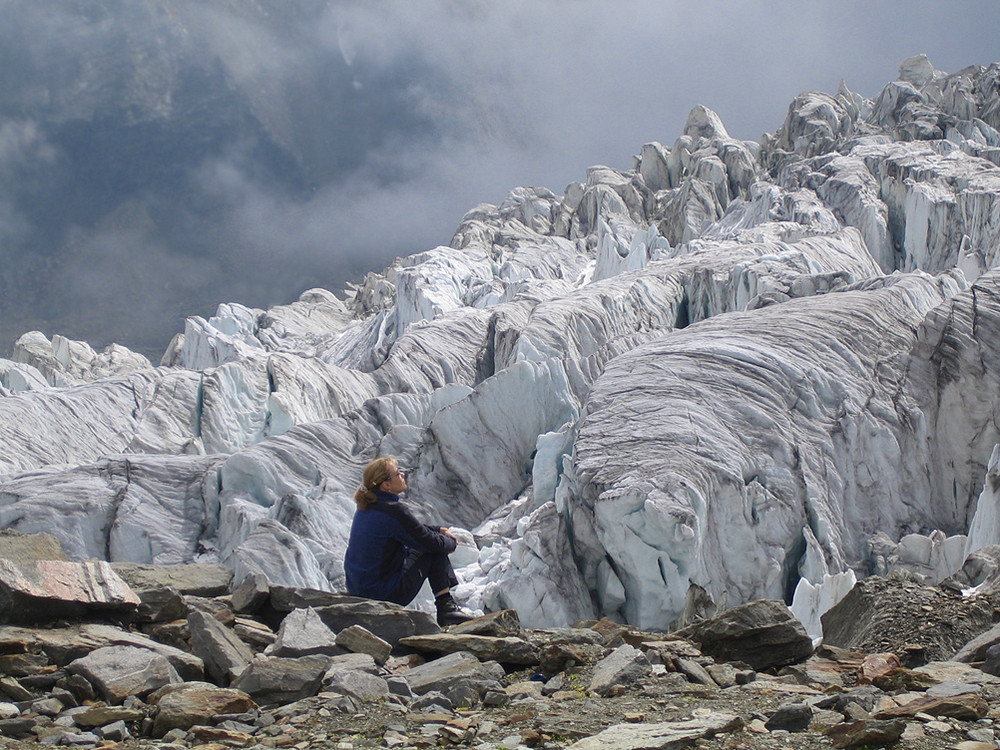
[[265, 607, 343, 658], [231, 573, 270, 614], [187, 609, 254, 685], [874, 692, 988, 721], [402, 650, 505, 697], [676, 600, 812, 670], [67, 645, 181, 703], [824, 719, 906, 749], [588, 644, 651, 696], [567, 713, 743, 750], [149, 682, 257, 737], [230, 654, 332, 705], [323, 668, 389, 702], [0, 559, 139, 623], [129, 583, 187, 623]]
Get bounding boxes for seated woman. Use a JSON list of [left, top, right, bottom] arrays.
[[343, 456, 474, 627]]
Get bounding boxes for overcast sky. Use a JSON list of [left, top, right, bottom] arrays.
[[1, 0, 999, 359]]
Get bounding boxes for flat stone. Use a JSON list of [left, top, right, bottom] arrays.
[[67, 645, 182, 703], [445, 609, 522, 638], [875, 693, 988, 721], [314, 600, 439, 648], [326, 652, 379, 674], [0, 559, 139, 624], [72, 703, 145, 727], [0, 652, 50, 676], [0, 717, 35, 737], [335, 625, 392, 665], [150, 682, 257, 737], [567, 713, 743, 750], [397, 634, 539, 665], [268, 586, 363, 613], [0, 623, 202, 679], [111, 563, 233, 597], [914, 661, 1000, 685]]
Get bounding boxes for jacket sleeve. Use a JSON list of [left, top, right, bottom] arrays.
[[393, 504, 457, 554]]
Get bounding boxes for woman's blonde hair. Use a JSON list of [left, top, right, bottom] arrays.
[[354, 456, 398, 509]]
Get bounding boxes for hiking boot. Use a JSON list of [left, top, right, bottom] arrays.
[[435, 593, 475, 627]]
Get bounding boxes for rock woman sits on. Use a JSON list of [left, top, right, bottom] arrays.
[[343, 456, 474, 627]]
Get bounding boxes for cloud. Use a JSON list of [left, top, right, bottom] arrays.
[[1, 0, 999, 358]]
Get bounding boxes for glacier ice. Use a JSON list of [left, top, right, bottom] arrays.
[[4, 58, 1000, 637]]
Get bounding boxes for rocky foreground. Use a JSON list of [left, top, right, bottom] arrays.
[[5, 534, 1000, 750]]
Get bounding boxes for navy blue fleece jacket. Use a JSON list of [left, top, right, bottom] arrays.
[[343, 490, 457, 600]]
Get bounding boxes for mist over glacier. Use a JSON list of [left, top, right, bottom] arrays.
[[5, 44, 1000, 640], [2, 0, 1000, 359]]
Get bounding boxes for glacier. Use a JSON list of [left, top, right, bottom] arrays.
[[4, 55, 1000, 634]]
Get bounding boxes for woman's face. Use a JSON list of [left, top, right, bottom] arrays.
[[381, 463, 408, 494]]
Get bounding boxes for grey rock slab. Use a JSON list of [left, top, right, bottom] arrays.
[[913, 661, 1000, 685], [445, 609, 523, 638], [150, 682, 257, 737], [67, 645, 182, 703], [96, 720, 130, 741], [187, 608, 254, 685], [231, 573, 270, 614], [72, 705, 144, 728], [588, 644, 651, 696], [824, 718, 906, 749], [110, 563, 233, 597], [765, 703, 813, 732], [567, 713, 743, 750], [954, 622, 1000, 663], [323, 669, 389, 702], [397, 634, 539, 665], [675, 600, 813, 671], [314, 600, 440, 647], [334, 625, 392, 665], [265, 606, 343, 658], [326, 652, 378, 674], [402, 650, 505, 696], [267, 586, 364, 613], [231, 654, 332, 705], [0, 559, 139, 624], [0, 623, 203, 680]]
